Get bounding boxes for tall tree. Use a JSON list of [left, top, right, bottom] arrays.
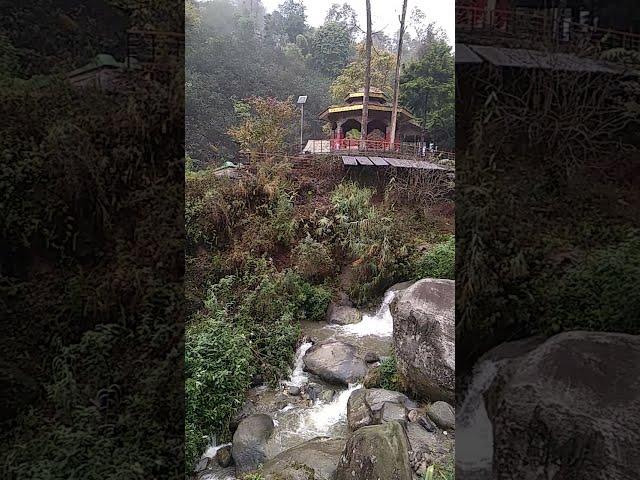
[[360, 0, 372, 149], [329, 43, 395, 101], [311, 21, 352, 76], [278, 0, 307, 43], [389, 0, 408, 146], [400, 39, 454, 149], [325, 3, 358, 37]]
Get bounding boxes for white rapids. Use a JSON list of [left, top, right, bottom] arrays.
[[457, 358, 505, 478], [197, 287, 403, 479], [336, 289, 397, 337]]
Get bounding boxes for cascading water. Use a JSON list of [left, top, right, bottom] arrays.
[[285, 341, 313, 388], [197, 287, 400, 479], [198, 442, 235, 480], [337, 289, 396, 337], [457, 358, 504, 478]]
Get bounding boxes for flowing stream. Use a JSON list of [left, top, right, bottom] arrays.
[[456, 358, 505, 479], [198, 288, 400, 479]]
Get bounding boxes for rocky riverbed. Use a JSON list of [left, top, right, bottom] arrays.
[[195, 279, 455, 480]]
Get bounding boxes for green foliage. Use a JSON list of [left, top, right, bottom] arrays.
[[186, 0, 331, 165], [379, 356, 402, 391], [185, 316, 254, 469], [278, 0, 308, 43], [186, 259, 332, 467], [400, 38, 454, 149], [412, 236, 455, 280], [330, 43, 396, 101], [325, 3, 358, 34], [329, 183, 410, 304], [330, 181, 374, 220], [424, 459, 455, 480], [1, 44, 184, 478], [311, 22, 353, 77], [228, 96, 298, 154], [293, 235, 336, 280], [543, 234, 640, 334], [185, 168, 257, 250]]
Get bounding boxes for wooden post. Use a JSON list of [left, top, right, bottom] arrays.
[[389, 0, 408, 147]]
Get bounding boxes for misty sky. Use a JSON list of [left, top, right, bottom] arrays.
[[261, 0, 455, 45]]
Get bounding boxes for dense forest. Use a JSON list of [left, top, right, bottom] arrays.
[[185, 0, 454, 167], [1, 1, 185, 479]]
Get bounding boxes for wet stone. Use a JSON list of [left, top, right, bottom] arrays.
[[216, 445, 233, 468], [288, 385, 301, 396]]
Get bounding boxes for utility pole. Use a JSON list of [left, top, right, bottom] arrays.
[[389, 0, 408, 148], [297, 95, 307, 151], [360, 0, 372, 151]]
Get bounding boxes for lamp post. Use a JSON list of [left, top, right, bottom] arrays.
[[297, 95, 307, 151]]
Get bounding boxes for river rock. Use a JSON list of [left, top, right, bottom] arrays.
[[336, 421, 413, 480], [364, 352, 380, 363], [195, 457, 209, 472], [391, 278, 454, 402], [347, 388, 411, 432], [363, 366, 380, 388], [405, 422, 453, 465], [480, 331, 640, 479], [419, 415, 437, 432], [427, 401, 455, 430], [337, 291, 353, 307], [215, 445, 233, 468], [231, 414, 274, 475], [262, 437, 345, 480], [304, 382, 322, 402], [382, 401, 407, 423], [326, 305, 362, 325], [319, 389, 335, 403], [303, 341, 367, 385], [230, 399, 256, 432], [288, 385, 301, 396]]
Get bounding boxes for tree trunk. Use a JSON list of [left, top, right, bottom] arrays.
[[389, 0, 408, 147], [360, 0, 372, 150]]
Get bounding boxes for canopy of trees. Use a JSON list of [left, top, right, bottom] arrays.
[[400, 34, 454, 149], [186, 0, 455, 166]]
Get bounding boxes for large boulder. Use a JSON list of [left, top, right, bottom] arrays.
[[427, 401, 455, 430], [405, 423, 453, 466], [391, 278, 454, 402], [326, 304, 362, 325], [303, 341, 367, 386], [231, 414, 274, 475], [336, 421, 413, 480], [347, 388, 412, 432], [262, 437, 345, 480], [461, 331, 640, 479]]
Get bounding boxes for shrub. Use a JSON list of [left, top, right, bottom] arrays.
[[379, 355, 402, 391], [185, 169, 257, 250], [185, 315, 254, 469], [543, 233, 640, 334], [412, 235, 455, 280], [293, 235, 335, 280], [325, 183, 414, 304], [330, 182, 373, 221]]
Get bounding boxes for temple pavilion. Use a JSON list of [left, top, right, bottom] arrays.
[[318, 88, 423, 150]]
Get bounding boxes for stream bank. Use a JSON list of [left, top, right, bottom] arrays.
[[196, 279, 455, 480]]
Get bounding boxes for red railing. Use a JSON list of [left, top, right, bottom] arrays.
[[455, 5, 640, 51], [303, 139, 455, 162], [238, 141, 456, 165]]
